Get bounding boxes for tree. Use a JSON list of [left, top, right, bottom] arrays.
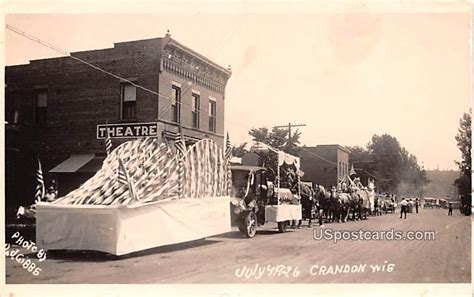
[[231, 142, 248, 158], [398, 149, 429, 197], [347, 145, 376, 186], [454, 109, 471, 197], [248, 126, 302, 156], [365, 134, 429, 195], [367, 134, 403, 192]]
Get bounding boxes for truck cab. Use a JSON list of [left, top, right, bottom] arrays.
[[229, 166, 274, 237]]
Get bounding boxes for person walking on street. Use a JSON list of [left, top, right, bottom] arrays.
[[448, 202, 453, 216], [400, 198, 408, 219], [415, 198, 419, 213]]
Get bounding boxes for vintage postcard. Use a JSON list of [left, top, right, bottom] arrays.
[[1, 0, 472, 296]]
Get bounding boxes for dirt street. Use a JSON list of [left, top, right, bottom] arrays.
[[6, 208, 471, 284]]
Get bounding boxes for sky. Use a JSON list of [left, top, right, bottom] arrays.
[[3, 2, 471, 170]]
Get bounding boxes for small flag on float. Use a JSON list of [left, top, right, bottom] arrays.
[[105, 131, 112, 155], [225, 132, 232, 160], [35, 158, 45, 203], [225, 132, 233, 195], [349, 164, 357, 176], [117, 157, 138, 201], [175, 126, 187, 156]]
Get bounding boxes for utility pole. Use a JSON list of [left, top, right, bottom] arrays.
[[273, 122, 306, 139]]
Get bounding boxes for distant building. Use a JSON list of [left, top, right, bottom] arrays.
[[300, 145, 351, 189], [5, 33, 232, 213]]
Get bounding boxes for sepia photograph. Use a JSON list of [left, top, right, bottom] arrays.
[[2, 0, 472, 295]]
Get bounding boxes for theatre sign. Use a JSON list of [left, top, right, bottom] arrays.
[[97, 122, 159, 139]]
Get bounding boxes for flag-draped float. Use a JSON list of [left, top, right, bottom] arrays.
[[36, 137, 232, 255]]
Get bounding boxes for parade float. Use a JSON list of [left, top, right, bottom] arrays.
[[36, 137, 232, 255], [229, 142, 302, 237]]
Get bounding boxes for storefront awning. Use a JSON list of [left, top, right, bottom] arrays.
[[49, 154, 104, 173]]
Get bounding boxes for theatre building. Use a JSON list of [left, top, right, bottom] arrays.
[[5, 32, 232, 216], [300, 145, 351, 189]]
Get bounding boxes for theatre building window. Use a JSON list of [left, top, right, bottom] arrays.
[[208, 98, 216, 132], [34, 90, 48, 126], [121, 83, 137, 120], [192, 92, 200, 129], [172, 84, 181, 123]]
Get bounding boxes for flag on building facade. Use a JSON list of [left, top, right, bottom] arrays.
[[118, 157, 138, 201], [35, 158, 45, 203]]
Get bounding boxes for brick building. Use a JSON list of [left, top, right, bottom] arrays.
[[300, 145, 351, 189], [5, 32, 232, 213]]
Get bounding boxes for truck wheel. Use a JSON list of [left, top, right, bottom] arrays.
[[243, 211, 257, 238], [278, 221, 288, 233]]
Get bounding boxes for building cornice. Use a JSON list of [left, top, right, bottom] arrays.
[[162, 36, 231, 77]]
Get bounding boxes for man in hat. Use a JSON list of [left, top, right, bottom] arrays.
[[448, 202, 453, 216], [400, 198, 408, 219]]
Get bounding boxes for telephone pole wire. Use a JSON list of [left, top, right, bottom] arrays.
[[273, 123, 306, 138]]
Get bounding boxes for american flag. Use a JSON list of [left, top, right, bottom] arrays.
[[225, 132, 232, 160], [117, 157, 138, 201], [35, 158, 45, 203], [225, 133, 232, 195], [349, 164, 356, 176], [175, 126, 187, 156], [105, 131, 112, 155]]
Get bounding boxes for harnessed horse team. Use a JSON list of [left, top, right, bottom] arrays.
[[290, 178, 377, 227]]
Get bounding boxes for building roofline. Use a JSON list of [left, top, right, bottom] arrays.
[[163, 35, 231, 77], [317, 144, 351, 154], [7, 35, 232, 77], [305, 144, 352, 154]]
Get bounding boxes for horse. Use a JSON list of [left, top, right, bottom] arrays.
[[330, 187, 352, 223], [313, 184, 331, 225], [351, 187, 375, 220]]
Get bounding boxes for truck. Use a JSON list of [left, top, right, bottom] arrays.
[[230, 142, 302, 238]]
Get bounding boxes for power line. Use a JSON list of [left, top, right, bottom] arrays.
[[6, 24, 161, 97], [6, 24, 393, 183], [230, 120, 338, 166], [6, 24, 212, 123], [273, 123, 306, 139], [229, 120, 392, 181]]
